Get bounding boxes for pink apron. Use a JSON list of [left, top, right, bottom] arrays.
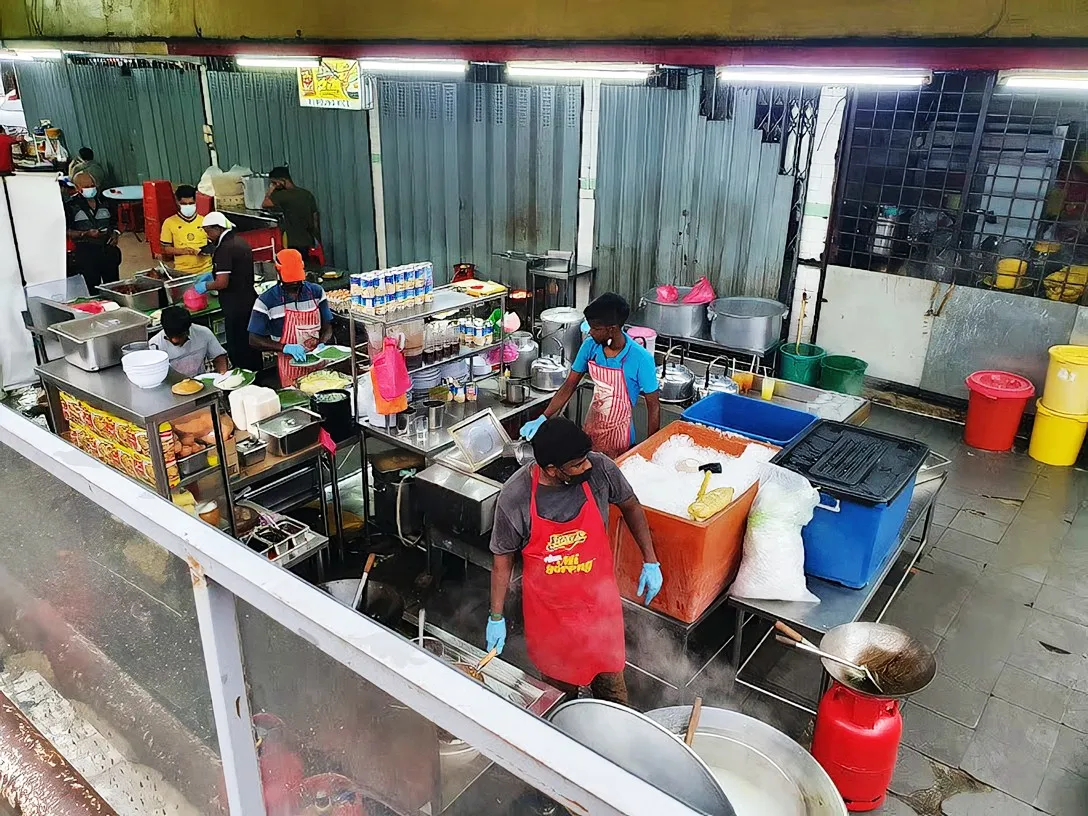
[[583, 345, 634, 459]]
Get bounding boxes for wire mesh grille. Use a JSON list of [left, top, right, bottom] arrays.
[[832, 70, 1088, 305]]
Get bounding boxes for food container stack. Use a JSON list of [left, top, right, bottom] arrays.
[[1029, 345, 1088, 466], [350, 262, 435, 316]]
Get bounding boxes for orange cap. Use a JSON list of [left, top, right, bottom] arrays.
[[276, 249, 306, 283]]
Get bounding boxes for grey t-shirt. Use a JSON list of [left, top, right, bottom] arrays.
[[150, 325, 227, 377], [489, 452, 636, 556]]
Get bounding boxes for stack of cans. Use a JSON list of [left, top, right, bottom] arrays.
[[350, 261, 435, 316]]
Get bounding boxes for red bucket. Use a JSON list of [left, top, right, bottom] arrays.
[[964, 370, 1035, 451]]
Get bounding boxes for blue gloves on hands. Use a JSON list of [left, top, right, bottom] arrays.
[[520, 415, 547, 440], [486, 616, 507, 654], [193, 273, 213, 295], [283, 343, 308, 363], [638, 562, 663, 606]]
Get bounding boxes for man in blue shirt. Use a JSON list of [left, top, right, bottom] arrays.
[[247, 249, 333, 387], [522, 293, 660, 457]]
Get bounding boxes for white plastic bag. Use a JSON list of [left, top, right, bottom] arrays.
[[197, 165, 223, 196], [731, 464, 821, 603]]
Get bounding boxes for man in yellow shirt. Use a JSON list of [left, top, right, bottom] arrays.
[[159, 184, 213, 275]]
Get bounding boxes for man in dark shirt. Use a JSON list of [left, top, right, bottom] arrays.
[[64, 171, 121, 289], [194, 212, 262, 371], [263, 166, 320, 265]]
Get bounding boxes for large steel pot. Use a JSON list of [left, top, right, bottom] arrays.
[[708, 296, 788, 352], [539, 307, 584, 363], [508, 331, 539, 379], [639, 286, 709, 338], [647, 706, 847, 816], [530, 355, 570, 392]]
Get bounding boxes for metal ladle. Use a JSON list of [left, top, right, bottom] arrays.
[[774, 621, 883, 693]]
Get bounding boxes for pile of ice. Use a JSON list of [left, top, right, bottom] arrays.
[[620, 433, 775, 518]]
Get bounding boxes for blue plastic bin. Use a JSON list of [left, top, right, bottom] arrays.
[[681, 391, 818, 446], [802, 473, 918, 588]]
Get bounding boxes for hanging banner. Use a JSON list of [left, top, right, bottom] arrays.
[[298, 58, 365, 110]]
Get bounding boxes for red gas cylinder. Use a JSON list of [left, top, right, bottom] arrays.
[[811, 681, 902, 812]]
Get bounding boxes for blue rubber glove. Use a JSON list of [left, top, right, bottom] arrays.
[[193, 280, 209, 294], [282, 343, 308, 363], [637, 562, 663, 606], [486, 616, 507, 654], [520, 415, 547, 440], [314, 343, 328, 354]]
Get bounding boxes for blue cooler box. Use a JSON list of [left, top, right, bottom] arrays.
[[681, 391, 818, 446], [772, 421, 929, 589]]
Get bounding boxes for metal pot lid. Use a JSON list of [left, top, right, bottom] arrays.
[[532, 355, 568, 373], [548, 699, 735, 815], [658, 363, 695, 384], [709, 297, 787, 319], [447, 408, 512, 471], [539, 307, 584, 325]]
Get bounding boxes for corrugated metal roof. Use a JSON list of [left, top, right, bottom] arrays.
[[16, 60, 207, 188], [378, 80, 580, 283], [594, 81, 795, 304], [207, 69, 378, 274]]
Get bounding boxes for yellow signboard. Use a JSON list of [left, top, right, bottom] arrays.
[[298, 58, 364, 110]]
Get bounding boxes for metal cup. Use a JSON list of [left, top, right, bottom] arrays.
[[423, 399, 445, 430]]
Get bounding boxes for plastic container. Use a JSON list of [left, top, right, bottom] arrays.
[[819, 355, 868, 396], [779, 343, 826, 386], [773, 421, 929, 588], [1028, 400, 1088, 467], [681, 391, 818, 446], [1043, 345, 1088, 416], [611, 421, 778, 623], [964, 370, 1035, 452]]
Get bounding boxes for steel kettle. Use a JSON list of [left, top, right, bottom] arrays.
[[508, 331, 540, 380], [656, 347, 696, 404]]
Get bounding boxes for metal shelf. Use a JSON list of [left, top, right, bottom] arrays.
[[177, 463, 219, 487], [346, 287, 507, 328], [405, 340, 503, 378]]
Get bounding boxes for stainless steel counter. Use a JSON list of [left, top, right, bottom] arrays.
[[37, 358, 219, 426]]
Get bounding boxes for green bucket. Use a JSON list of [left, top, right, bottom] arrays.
[[820, 355, 869, 396], [779, 343, 826, 386]]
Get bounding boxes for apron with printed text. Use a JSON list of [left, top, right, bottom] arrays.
[[277, 302, 322, 388], [521, 467, 625, 686], [583, 344, 634, 458]]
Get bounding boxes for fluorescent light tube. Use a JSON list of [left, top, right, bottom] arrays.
[[357, 58, 467, 74], [236, 56, 320, 69], [999, 70, 1088, 91], [507, 61, 654, 81], [717, 66, 931, 87]]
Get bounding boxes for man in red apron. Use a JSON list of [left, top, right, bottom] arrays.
[[248, 249, 333, 387], [487, 417, 662, 704], [521, 293, 660, 458]]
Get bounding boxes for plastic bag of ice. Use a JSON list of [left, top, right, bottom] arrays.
[[731, 464, 820, 603]]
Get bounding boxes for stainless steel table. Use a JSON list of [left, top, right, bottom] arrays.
[[727, 474, 947, 714]]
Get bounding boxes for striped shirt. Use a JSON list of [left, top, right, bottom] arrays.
[[247, 282, 332, 342]]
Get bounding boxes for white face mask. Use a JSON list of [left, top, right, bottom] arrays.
[[179, 203, 197, 218]]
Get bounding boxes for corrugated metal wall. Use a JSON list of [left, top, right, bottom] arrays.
[[378, 80, 581, 283], [207, 70, 378, 274], [16, 60, 208, 188], [594, 82, 795, 303]]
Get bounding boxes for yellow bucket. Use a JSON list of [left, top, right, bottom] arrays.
[[994, 257, 1026, 290], [1029, 400, 1088, 466], [1043, 344, 1088, 415]]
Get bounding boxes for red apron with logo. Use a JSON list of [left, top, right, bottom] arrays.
[[584, 345, 634, 458], [277, 301, 322, 388], [521, 467, 625, 686]]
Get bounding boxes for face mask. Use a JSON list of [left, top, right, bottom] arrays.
[[179, 203, 197, 218], [81, 187, 97, 199]]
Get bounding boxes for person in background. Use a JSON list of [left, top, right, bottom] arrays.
[[248, 249, 333, 387], [159, 185, 212, 275], [150, 306, 228, 377], [193, 212, 262, 372], [486, 417, 662, 706], [521, 293, 660, 458], [263, 167, 321, 266], [67, 147, 106, 188], [64, 171, 120, 289]]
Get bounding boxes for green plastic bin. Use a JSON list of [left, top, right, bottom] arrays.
[[820, 355, 868, 395], [779, 343, 826, 386]]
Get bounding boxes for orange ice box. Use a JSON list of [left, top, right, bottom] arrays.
[[609, 421, 778, 623]]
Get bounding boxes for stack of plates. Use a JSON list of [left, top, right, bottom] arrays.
[[122, 349, 170, 389], [411, 367, 443, 397]]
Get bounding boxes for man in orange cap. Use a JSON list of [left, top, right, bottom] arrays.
[[248, 248, 334, 387]]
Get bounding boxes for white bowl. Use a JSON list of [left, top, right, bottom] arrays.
[[123, 349, 169, 370], [125, 368, 169, 389]]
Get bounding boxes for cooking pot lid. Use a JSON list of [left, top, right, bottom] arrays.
[[658, 363, 695, 384], [709, 297, 787, 319], [533, 355, 568, 373], [448, 408, 512, 471], [540, 307, 583, 325]]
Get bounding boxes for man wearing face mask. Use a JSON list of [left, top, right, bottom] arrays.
[[64, 171, 121, 289], [486, 417, 662, 705], [520, 292, 660, 458], [247, 249, 333, 387], [158, 185, 212, 275]]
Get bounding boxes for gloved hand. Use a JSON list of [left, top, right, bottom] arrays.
[[282, 343, 309, 363], [637, 562, 663, 606], [314, 343, 329, 354], [520, 415, 547, 440], [486, 616, 507, 654], [193, 273, 213, 295]]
